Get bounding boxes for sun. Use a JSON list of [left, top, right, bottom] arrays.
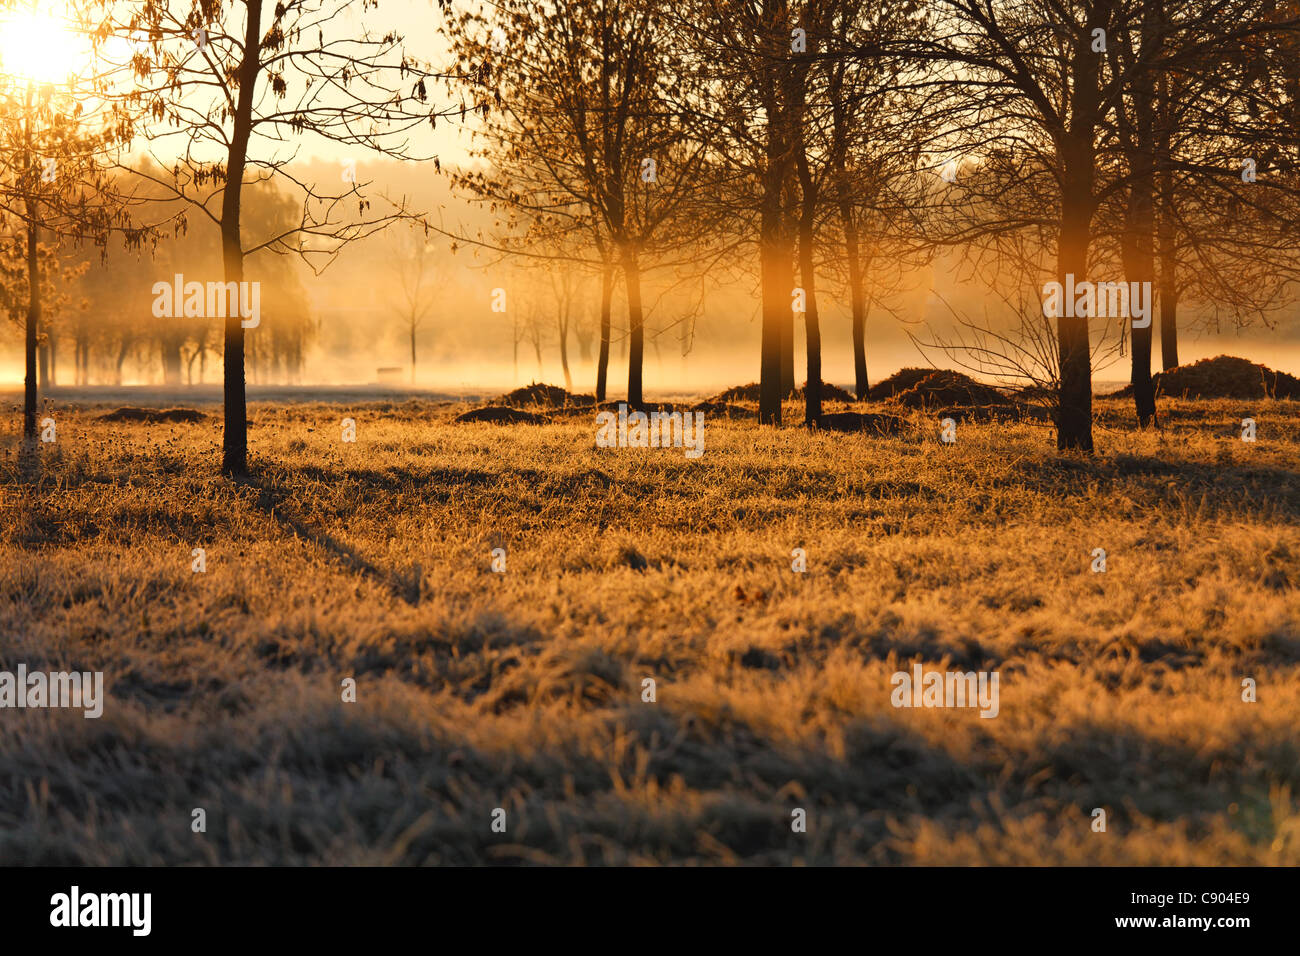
[[0, 4, 91, 86]]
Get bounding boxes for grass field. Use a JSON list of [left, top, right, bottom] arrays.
[[1, 395, 1298, 864]]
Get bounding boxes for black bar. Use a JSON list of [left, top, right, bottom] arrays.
[[1, 866, 1282, 943]]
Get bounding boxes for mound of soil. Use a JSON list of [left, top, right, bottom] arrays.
[[551, 401, 692, 417], [553, 399, 750, 419], [816, 411, 908, 435], [544, 406, 589, 419], [711, 382, 762, 403], [866, 367, 942, 401], [1011, 384, 1056, 404], [690, 401, 757, 419], [1259, 367, 1300, 398], [497, 382, 595, 408], [934, 403, 1052, 423], [98, 406, 206, 423], [795, 381, 857, 403], [1113, 355, 1300, 400], [711, 381, 858, 403], [888, 371, 1005, 409], [454, 406, 549, 424]]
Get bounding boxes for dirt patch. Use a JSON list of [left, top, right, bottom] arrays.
[[496, 382, 595, 408], [97, 407, 207, 423], [545, 405, 601, 419], [599, 401, 679, 414], [935, 403, 1053, 423], [550, 401, 708, 418], [816, 411, 908, 435], [552, 400, 750, 419], [888, 371, 1005, 408], [454, 406, 549, 424], [690, 401, 757, 419], [1113, 355, 1300, 400]]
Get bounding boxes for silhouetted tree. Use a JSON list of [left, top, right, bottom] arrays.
[[91, 0, 453, 474]]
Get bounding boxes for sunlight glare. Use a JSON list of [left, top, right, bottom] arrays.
[[0, 6, 89, 86]]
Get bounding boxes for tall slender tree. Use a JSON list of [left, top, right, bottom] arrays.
[[90, 0, 451, 474]]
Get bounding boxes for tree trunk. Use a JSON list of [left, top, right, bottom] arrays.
[[558, 317, 573, 393], [779, 185, 796, 398], [38, 341, 50, 390], [596, 264, 613, 402], [220, 0, 262, 476], [1056, 47, 1099, 453], [23, 215, 39, 440], [114, 339, 130, 385], [623, 246, 645, 407], [758, 222, 784, 424], [410, 322, 417, 385], [796, 150, 821, 426], [1124, 10, 1159, 427], [575, 320, 592, 363], [1157, 242, 1178, 370], [1057, 200, 1094, 449], [841, 200, 869, 399], [1156, 66, 1179, 371], [1125, 226, 1158, 427], [161, 336, 183, 385], [758, 54, 789, 426]]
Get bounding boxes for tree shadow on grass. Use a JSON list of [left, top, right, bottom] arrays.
[[270, 462, 511, 495], [238, 472, 426, 605], [1012, 454, 1300, 519], [0, 434, 43, 486], [8, 685, 1268, 863], [272, 461, 649, 506], [16, 438, 40, 486]]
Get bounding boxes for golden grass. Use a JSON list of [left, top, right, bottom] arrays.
[[0, 396, 1296, 864]]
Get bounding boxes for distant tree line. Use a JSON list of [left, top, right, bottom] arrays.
[[2, 175, 315, 387]]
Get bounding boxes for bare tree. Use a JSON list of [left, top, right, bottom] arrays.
[[90, 0, 454, 474], [548, 264, 583, 393], [387, 227, 439, 385]]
